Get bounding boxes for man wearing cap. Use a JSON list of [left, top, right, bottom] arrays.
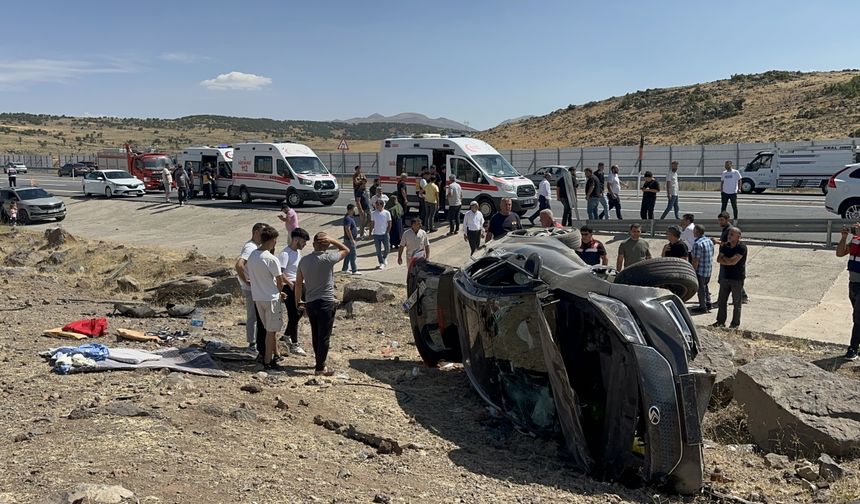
[[528, 172, 553, 225], [446, 174, 463, 236], [462, 201, 485, 254]]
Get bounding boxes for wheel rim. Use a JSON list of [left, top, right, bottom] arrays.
[[240, 189, 250, 203], [478, 200, 494, 218], [846, 204, 860, 220], [19, 210, 29, 224], [105, 187, 112, 198], [287, 191, 301, 207], [741, 180, 753, 193]]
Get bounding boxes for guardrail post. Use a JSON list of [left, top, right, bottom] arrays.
[[608, 146, 612, 167], [557, 147, 560, 165], [649, 219, 655, 237], [826, 220, 833, 247], [735, 143, 740, 171]]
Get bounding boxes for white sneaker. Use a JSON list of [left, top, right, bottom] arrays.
[[289, 343, 307, 356], [352, 271, 363, 275], [377, 263, 385, 270]]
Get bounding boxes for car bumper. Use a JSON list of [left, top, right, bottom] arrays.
[[28, 208, 66, 220], [511, 197, 536, 211], [298, 188, 339, 201], [112, 187, 146, 196]]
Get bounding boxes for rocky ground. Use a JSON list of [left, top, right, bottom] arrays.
[[1, 227, 860, 504]]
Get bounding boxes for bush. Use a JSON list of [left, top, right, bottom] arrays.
[[824, 75, 860, 99]]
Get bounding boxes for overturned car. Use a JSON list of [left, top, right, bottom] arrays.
[[406, 228, 715, 494]]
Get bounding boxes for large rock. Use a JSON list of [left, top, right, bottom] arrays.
[[196, 293, 233, 308], [202, 267, 234, 278], [54, 484, 135, 504], [343, 280, 395, 304], [201, 276, 242, 298], [149, 276, 215, 302], [116, 275, 141, 292], [695, 329, 737, 407], [735, 356, 860, 457], [43, 228, 76, 248]]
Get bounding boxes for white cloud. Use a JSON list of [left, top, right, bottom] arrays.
[[160, 52, 209, 63], [0, 58, 134, 89], [200, 71, 272, 91]]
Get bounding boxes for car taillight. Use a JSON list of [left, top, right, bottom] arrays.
[[829, 166, 852, 189]]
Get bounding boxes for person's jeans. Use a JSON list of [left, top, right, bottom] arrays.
[[281, 284, 303, 344], [306, 299, 337, 372], [418, 198, 426, 224], [390, 217, 403, 248], [598, 194, 610, 219], [8, 176, 16, 187], [373, 234, 390, 264], [716, 278, 744, 326], [607, 193, 622, 219], [560, 200, 572, 226], [697, 275, 712, 310], [529, 195, 550, 222], [586, 197, 600, 220], [243, 289, 257, 346], [254, 304, 267, 359], [720, 192, 738, 219], [341, 239, 358, 272], [177, 188, 187, 205], [850, 282, 860, 350], [467, 229, 482, 254], [660, 195, 680, 220], [640, 200, 655, 220], [447, 205, 460, 234], [424, 202, 438, 230]]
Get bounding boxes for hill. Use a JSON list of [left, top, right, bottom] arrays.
[[336, 112, 474, 131], [479, 70, 860, 148], [0, 114, 444, 154]]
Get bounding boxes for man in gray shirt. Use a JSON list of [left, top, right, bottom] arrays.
[[295, 232, 349, 375]]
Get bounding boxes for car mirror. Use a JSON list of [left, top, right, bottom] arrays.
[[97, 176, 105, 181], [523, 253, 542, 279]]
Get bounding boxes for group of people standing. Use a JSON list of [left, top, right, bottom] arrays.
[[161, 162, 218, 206]]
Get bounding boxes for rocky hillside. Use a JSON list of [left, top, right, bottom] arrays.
[[479, 70, 860, 148]]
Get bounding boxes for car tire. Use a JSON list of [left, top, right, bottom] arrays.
[[407, 259, 462, 367], [740, 178, 755, 194], [613, 257, 699, 301], [57, 171, 63, 177], [239, 187, 251, 204], [286, 189, 303, 207], [321, 199, 337, 206], [477, 197, 495, 219], [841, 198, 860, 220], [18, 209, 30, 225], [105, 187, 113, 199], [753, 188, 766, 194]]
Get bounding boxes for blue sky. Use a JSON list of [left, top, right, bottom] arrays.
[[1, 0, 857, 130]]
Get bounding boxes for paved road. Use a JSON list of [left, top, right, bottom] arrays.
[[19, 171, 833, 221]]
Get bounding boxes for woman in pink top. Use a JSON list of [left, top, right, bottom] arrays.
[[278, 204, 300, 234]]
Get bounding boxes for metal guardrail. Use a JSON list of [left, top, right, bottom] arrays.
[[584, 218, 856, 247]]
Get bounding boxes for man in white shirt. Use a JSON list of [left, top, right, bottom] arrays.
[[399, 218, 430, 266], [660, 161, 681, 220], [370, 199, 392, 269], [606, 164, 624, 220], [462, 201, 485, 254], [234, 223, 266, 352], [277, 227, 310, 357], [680, 213, 696, 250], [247, 226, 286, 370], [528, 172, 553, 225], [446, 174, 463, 236], [161, 165, 173, 203], [369, 186, 389, 208], [720, 160, 742, 219]]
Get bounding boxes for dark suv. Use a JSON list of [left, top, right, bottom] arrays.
[[58, 163, 91, 177], [406, 229, 714, 494]]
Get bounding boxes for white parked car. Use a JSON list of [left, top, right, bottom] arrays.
[[4, 162, 27, 174], [825, 163, 860, 219], [83, 170, 146, 198]]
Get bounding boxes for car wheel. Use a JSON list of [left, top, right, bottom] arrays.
[[287, 189, 303, 207], [321, 199, 337, 206], [740, 179, 755, 194], [820, 181, 828, 195], [841, 199, 860, 220], [105, 187, 113, 198], [18, 209, 30, 225], [57, 170, 62, 177], [477, 197, 495, 219], [753, 188, 766, 194], [613, 257, 699, 301], [239, 187, 251, 204]]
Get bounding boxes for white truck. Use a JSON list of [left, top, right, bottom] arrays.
[[378, 134, 537, 217], [177, 145, 234, 197], [740, 145, 860, 194], [230, 142, 338, 206]]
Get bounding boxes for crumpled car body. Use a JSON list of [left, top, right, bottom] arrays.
[[406, 231, 715, 494]]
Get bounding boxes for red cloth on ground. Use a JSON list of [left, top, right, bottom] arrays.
[[62, 318, 109, 337]]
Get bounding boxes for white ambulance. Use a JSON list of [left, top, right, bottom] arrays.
[[378, 134, 537, 217], [230, 142, 338, 206], [177, 145, 233, 197]]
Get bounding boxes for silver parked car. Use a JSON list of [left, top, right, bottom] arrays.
[[0, 187, 66, 224]]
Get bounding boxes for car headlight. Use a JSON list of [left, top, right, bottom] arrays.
[[588, 293, 646, 345], [503, 183, 514, 192], [299, 177, 313, 186]]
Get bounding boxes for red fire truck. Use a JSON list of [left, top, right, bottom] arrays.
[[96, 144, 172, 191]]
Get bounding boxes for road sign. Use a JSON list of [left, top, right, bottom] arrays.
[[338, 139, 349, 151]]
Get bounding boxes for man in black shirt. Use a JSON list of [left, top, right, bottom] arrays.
[[397, 173, 409, 222], [486, 197, 522, 241], [713, 226, 747, 329], [662, 226, 690, 260], [585, 168, 600, 220], [596, 162, 609, 219], [640, 171, 659, 220]]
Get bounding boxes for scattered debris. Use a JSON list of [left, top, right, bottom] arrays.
[[52, 483, 135, 504], [343, 280, 395, 304], [314, 415, 403, 455], [195, 293, 232, 308], [818, 453, 846, 482], [240, 383, 262, 394], [115, 275, 141, 292], [763, 453, 790, 470], [113, 303, 157, 318]]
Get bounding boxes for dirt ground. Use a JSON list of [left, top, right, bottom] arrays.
[[1, 227, 859, 504]]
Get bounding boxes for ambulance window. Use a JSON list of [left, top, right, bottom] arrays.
[[451, 158, 484, 184], [397, 155, 428, 176], [254, 156, 273, 174], [218, 162, 232, 178], [276, 159, 289, 177]]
